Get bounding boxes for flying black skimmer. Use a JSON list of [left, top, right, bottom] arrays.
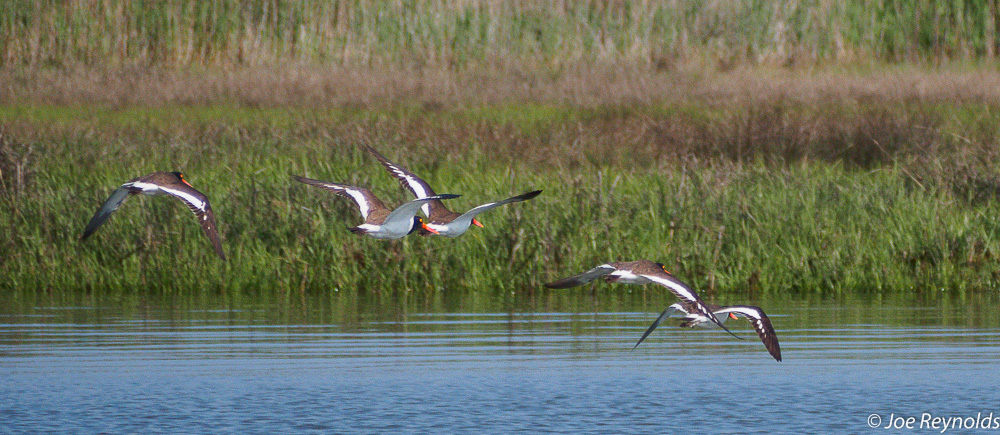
[[634, 303, 782, 362], [81, 171, 225, 260], [292, 175, 458, 240], [365, 145, 541, 237], [544, 260, 739, 338]]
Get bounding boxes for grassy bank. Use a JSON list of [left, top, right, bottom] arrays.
[[3, 101, 1000, 298]]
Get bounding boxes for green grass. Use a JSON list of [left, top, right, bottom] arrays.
[[3, 0, 1000, 68], [3, 101, 1000, 299]]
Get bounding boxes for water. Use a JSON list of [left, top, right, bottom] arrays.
[[2, 295, 1000, 434]]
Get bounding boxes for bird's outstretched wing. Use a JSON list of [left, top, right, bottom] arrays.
[[633, 304, 683, 349], [365, 145, 450, 219], [81, 185, 132, 240], [544, 264, 617, 289], [716, 305, 782, 362], [448, 190, 542, 229], [157, 182, 226, 260], [292, 175, 385, 220]]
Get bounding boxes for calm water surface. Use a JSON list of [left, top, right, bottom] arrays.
[[2, 294, 999, 434]]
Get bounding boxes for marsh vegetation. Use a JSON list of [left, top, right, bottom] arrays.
[[2, 1, 1000, 298]]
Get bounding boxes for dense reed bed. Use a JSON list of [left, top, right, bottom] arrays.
[[3, 100, 1000, 298], [4, 0, 1000, 68], [4, 1, 1000, 299]]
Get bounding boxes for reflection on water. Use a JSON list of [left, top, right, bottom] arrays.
[[2, 293, 999, 433]]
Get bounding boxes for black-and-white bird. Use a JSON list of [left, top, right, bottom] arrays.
[[544, 260, 739, 337], [365, 145, 541, 237], [81, 171, 225, 260], [634, 303, 782, 362], [292, 175, 458, 240]]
